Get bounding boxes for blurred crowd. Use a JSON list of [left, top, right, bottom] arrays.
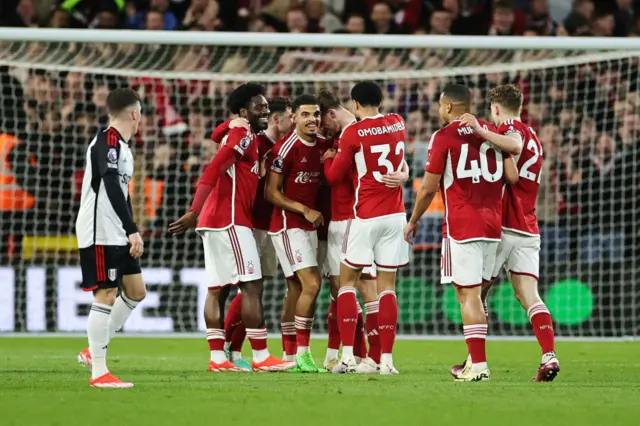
[[0, 0, 639, 264]]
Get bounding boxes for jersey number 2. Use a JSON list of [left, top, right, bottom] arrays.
[[457, 142, 503, 183], [519, 139, 542, 183], [371, 142, 405, 183]]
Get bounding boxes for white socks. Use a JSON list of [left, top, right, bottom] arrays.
[[108, 293, 140, 341], [88, 303, 111, 379], [342, 346, 354, 359], [296, 346, 310, 355], [325, 348, 339, 360]]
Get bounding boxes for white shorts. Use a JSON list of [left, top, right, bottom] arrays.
[[201, 226, 262, 289], [491, 231, 540, 280], [325, 220, 376, 277], [270, 229, 318, 279], [441, 238, 498, 287], [253, 229, 278, 277], [342, 215, 409, 272]]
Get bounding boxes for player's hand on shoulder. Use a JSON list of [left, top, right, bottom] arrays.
[[322, 148, 336, 163], [403, 221, 419, 245], [128, 232, 144, 258], [303, 207, 324, 228], [229, 118, 250, 130], [382, 170, 409, 188], [168, 211, 199, 235], [460, 113, 480, 130]]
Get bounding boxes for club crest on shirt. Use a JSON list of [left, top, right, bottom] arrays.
[[239, 137, 251, 150], [272, 156, 284, 173], [107, 148, 118, 164], [107, 268, 117, 281]]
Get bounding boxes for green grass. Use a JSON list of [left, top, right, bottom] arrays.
[[1, 338, 639, 426]]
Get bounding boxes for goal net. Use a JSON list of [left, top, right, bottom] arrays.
[[1, 30, 638, 337]]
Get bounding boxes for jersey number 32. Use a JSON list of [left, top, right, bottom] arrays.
[[371, 142, 405, 183]]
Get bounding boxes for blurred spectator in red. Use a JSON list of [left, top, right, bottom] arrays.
[[489, 0, 526, 35], [369, 1, 403, 34], [345, 13, 366, 34], [127, 0, 178, 30]]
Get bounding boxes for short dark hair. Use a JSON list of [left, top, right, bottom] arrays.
[[351, 81, 383, 108], [269, 97, 291, 115], [292, 94, 318, 113], [494, 0, 515, 12], [227, 83, 266, 115], [441, 84, 471, 105], [106, 88, 141, 115], [489, 84, 523, 113], [317, 89, 341, 114]]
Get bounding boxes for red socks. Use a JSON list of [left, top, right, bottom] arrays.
[[337, 286, 358, 347], [294, 315, 314, 349], [206, 328, 225, 351], [354, 307, 367, 359], [246, 327, 268, 351], [377, 290, 397, 355], [281, 322, 297, 357], [365, 301, 381, 363], [528, 302, 555, 354], [463, 324, 487, 363], [327, 297, 341, 351], [224, 293, 244, 351]]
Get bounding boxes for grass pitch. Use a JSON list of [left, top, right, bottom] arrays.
[[1, 338, 638, 426]]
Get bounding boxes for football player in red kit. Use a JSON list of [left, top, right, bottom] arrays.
[[169, 84, 294, 373], [405, 84, 518, 381], [451, 84, 559, 382]]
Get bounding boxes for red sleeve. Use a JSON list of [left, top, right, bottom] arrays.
[[424, 132, 447, 175], [270, 140, 294, 176], [210, 119, 231, 144], [497, 122, 522, 138], [190, 146, 239, 214], [324, 129, 357, 186]]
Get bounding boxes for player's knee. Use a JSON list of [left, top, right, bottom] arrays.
[[240, 281, 263, 299], [124, 285, 146, 302], [94, 288, 118, 306]]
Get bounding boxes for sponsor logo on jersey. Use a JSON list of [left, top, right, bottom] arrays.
[[294, 171, 320, 184], [107, 269, 117, 282], [239, 137, 251, 150], [272, 156, 284, 173]]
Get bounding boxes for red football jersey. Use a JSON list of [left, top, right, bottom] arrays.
[[269, 131, 327, 233], [425, 119, 503, 242], [251, 132, 278, 231], [324, 114, 406, 220], [197, 128, 260, 230], [499, 119, 542, 236], [329, 123, 357, 221]]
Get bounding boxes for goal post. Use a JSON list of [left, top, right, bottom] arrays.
[[0, 28, 638, 337]]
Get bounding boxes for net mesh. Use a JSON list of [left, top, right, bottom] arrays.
[[0, 39, 638, 336]]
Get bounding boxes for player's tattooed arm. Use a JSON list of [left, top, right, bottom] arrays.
[[404, 172, 440, 244], [503, 154, 519, 185], [459, 113, 523, 155], [265, 171, 323, 228]]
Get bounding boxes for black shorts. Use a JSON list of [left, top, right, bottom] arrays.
[[79, 245, 141, 291]]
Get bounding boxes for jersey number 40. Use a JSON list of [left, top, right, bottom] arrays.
[[456, 142, 503, 183], [371, 141, 405, 183]]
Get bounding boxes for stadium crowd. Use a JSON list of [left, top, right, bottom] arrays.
[[0, 0, 638, 264]]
